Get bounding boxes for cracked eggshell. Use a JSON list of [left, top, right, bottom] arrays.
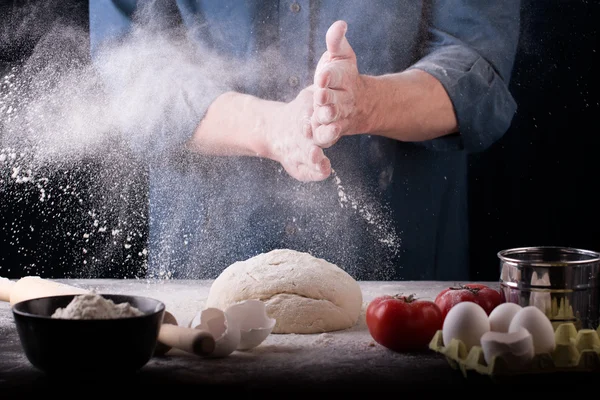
[[189, 307, 240, 358], [481, 327, 535, 367], [225, 299, 276, 350]]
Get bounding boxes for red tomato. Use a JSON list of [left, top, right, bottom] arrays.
[[365, 294, 443, 352], [434, 283, 503, 320]]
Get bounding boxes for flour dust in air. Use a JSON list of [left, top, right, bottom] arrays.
[[0, 2, 403, 282], [332, 169, 402, 280]]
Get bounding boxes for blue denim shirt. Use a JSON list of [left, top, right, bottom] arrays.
[[89, 1, 520, 281]]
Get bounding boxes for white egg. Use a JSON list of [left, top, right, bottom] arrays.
[[488, 302, 522, 332], [442, 301, 490, 351], [508, 306, 555, 354]]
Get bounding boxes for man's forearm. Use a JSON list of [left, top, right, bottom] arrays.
[[188, 91, 281, 158], [359, 69, 459, 142], [187, 86, 332, 182]]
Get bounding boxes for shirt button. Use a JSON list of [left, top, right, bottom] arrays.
[[290, 2, 301, 13], [288, 75, 299, 87], [285, 223, 297, 236]]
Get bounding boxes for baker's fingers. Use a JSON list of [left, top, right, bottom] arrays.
[[318, 156, 332, 177], [325, 20, 354, 60], [309, 144, 326, 165], [314, 88, 353, 115], [314, 122, 345, 148], [301, 115, 312, 139], [314, 51, 331, 75], [308, 145, 331, 177], [315, 104, 340, 125], [315, 65, 344, 89], [314, 87, 335, 106], [296, 161, 330, 182]]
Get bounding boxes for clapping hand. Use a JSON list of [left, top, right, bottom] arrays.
[[311, 20, 367, 148]]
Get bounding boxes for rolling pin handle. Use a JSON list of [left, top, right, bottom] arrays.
[[158, 324, 216, 357], [0, 277, 15, 302], [191, 330, 217, 356]]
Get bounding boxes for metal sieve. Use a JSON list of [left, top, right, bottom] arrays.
[[498, 246, 600, 330]]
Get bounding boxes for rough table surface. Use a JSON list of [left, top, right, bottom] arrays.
[[0, 279, 590, 394]]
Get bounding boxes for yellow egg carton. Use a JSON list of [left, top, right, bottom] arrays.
[[429, 323, 600, 378]]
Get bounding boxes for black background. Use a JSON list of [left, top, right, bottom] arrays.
[[0, 0, 598, 281]]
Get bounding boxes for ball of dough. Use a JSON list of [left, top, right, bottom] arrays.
[[206, 249, 363, 334]]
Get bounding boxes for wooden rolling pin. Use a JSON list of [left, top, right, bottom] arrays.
[[155, 311, 215, 357], [0, 276, 215, 356], [0, 276, 88, 305], [0, 277, 16, 302]]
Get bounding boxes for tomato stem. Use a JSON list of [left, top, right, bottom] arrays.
[[449, 283, 480, 295], [393, 293, 417, 303]]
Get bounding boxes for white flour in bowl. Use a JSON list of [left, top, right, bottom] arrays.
[[51, 292, 144, 319]]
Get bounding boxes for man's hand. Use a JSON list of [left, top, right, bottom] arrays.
[[191, 19, 458, 182], [191, 84, 331, 183], [266, 85, 331, 182], [311, 20, 369, 148]]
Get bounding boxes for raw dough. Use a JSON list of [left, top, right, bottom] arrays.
[[205, 249, 363, 334]]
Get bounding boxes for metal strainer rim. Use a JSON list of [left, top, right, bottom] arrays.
[[497, 246, 600, 267]]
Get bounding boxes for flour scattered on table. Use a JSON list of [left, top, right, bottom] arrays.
[[51, 292, 144, 319]]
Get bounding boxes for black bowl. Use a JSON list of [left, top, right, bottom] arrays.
[[11, 294, 165, 376]]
